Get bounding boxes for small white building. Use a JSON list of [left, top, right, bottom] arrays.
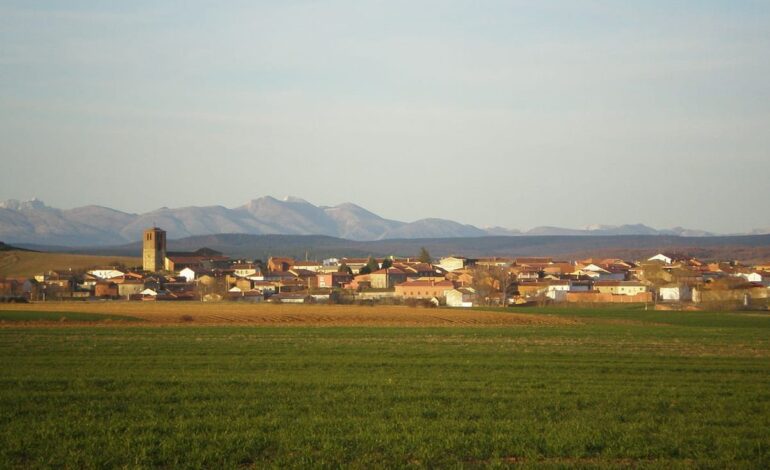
[[233, 264, 259, 278], [293, 261, 323, 272], [579, 264, 626, 281], [736, 272, 763, 284], [179, 267, 198, 283], [546, 282, 571, 301], [437, 256, 467, 272], [251, 281, 277, 295], [118, 281, 145, 298], [658, 285, 693, 302]]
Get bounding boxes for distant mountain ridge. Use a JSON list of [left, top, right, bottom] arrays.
[[0, 241, 29, 252], [52, 233, 770, 265], [0, 196, 728, 247]]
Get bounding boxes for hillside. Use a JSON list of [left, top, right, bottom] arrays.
[[60, 233, 770, 263], [0, 251, 141, 278]]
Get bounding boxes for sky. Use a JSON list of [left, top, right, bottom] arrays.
[[1, 0, 769, 233]]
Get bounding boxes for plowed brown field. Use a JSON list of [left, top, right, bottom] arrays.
[[0, 302, 579, 327]]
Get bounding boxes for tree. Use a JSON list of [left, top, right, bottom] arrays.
[[470, 265, 512, 306], [418, 247, 432, 264], [381, 258, 393, 269], [338, 263, 353, 275]]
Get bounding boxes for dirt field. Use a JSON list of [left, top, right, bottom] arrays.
[[0, 302, 579, 327]]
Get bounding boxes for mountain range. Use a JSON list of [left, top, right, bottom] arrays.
[[0, 196, 755, 247]]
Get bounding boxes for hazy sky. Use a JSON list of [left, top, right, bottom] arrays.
[[1, 1, 769, 233]]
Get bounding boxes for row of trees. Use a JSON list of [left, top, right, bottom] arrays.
[[348, 248, 433, 275]]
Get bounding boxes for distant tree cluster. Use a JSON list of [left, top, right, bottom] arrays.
[[359, 256, 380, 275]]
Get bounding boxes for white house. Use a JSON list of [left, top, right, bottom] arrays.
[[648, 254, 673, 264], [140, 288, 158, 297], [87, 269, 125, 280]]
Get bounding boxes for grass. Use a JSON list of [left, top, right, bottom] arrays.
[[497, 304, 770, 328], [0, 250, 140, 277], [0, 307, 768, 468]]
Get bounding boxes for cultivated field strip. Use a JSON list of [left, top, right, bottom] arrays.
[[0, 320, 768, 468], [0, 302, 578, 327]]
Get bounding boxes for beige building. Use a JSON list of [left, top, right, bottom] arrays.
[[437, 256, 467, 272], [369, 268, 407, 289], [233, 263, 259, 278], [593, 281, 647, 296], [395, 280, 455, 299], [142, 227, 166, 272]]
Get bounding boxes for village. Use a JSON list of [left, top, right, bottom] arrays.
[[1, 227, 769, 310]]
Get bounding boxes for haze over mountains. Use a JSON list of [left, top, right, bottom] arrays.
[[0, 196, 762, 247]]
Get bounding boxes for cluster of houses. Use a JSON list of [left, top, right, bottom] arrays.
[[1, 228, 768, 309]]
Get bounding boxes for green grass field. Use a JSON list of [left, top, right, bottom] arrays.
[[1, 307, 769, 468]]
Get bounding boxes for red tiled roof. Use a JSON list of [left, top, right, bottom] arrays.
[[515, 257, 552, 264]]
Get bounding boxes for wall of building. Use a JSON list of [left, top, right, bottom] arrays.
[[395, 285, 452, 299], [565, 292, 653, 303]]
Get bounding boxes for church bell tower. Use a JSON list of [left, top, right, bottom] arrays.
[[142, 227, 166, 272]]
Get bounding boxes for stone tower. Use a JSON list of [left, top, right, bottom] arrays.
[[142, 227, 166, 272]]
